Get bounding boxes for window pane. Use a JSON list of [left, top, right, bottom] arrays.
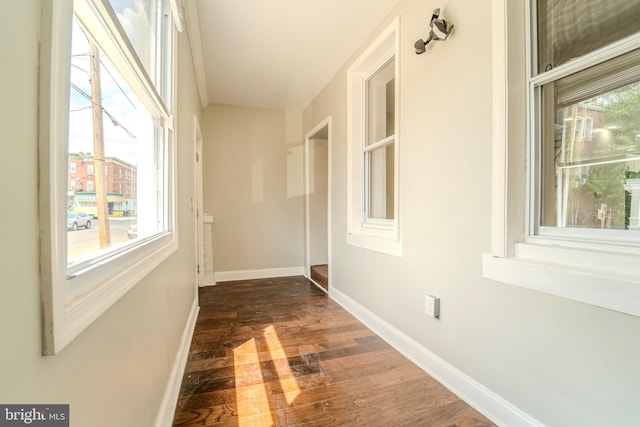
[[68, 18, 165, 269], [108, 0, 160, 86], [367, 58, 395, 145], [536, 0, 640, 74], [367, 142, 395, 220], [540, 64, 640, 231]]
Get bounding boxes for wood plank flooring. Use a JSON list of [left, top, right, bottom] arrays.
[[173, 276, 495, 426]]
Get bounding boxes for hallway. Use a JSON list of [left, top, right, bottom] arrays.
[[172, 277, 493, 426]]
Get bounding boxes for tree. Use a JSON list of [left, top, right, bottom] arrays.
[[575, 82, 640, 229]]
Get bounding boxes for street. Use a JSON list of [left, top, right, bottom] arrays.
[[68, 217, 136, 261]]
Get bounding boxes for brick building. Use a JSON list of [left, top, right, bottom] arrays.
[[68, 152, 137, 215]]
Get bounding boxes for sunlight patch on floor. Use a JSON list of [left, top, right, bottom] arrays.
[[264, 325, 302, 404], [233, 338, 273, 426]]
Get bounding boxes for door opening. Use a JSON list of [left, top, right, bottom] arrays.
[[305, 117, 331, 292]]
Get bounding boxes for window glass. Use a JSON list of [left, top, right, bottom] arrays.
[[68, 17, 165, 270], [536, 0, 640, 74], [364, 57, 395, 222], [367, 58, 395, 146], [108, 0, 158, 81], [367, 143, 395, 220], [540, 81, 640, 230]]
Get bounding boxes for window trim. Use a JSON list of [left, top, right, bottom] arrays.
[[39, 0, 178, 355], [347, 17, 402, 257], [484, 0, 640, 318]]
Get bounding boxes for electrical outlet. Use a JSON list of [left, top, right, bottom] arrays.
[[425, 295, 440, 319]]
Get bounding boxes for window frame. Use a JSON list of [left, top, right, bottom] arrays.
[[347, 17, 402, 257], [484, 0, 640, 318], [39, 0, 179, 355]]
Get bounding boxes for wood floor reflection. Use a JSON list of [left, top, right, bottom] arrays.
[[172, 276, 495, 426]]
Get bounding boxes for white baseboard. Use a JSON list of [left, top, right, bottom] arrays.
[[330, 287, 544, 427], [214, 266, 305, 282], [199, 275, 216, 287], [154, 295, 200, 427]]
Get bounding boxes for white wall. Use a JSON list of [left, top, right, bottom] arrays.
[[303, 0, 640, 425], [0, 2, 201, 425], [202, 104, 305, 274]]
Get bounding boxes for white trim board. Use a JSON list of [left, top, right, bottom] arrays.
[[154, 295, 199, 427], [329, 287, 544, 427], [214, 267, 305, 283], [182, 0, 209, 108], [491, 0, 508, 258]]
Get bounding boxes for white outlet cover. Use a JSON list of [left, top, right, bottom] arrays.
[[425, 295, 440, 318]]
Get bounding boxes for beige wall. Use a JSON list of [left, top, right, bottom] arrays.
[[0, 2, 201, 426], [202, 104, 304, 273], [303, 0, 640, 425]]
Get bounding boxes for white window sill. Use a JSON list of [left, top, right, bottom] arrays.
[[347, 232, 402, 257], [51, 235, 177, 354], [482, 243, 640, 317]]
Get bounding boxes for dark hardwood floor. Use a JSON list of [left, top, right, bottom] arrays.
[[173, 276, 495, 426]]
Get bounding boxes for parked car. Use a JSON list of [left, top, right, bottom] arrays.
[[69, 206, 98, 219], [67, 212, 92, 231], [127, 224, 138, 240]]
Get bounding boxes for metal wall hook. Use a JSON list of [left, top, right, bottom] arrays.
[[415, 8, 454, 54]]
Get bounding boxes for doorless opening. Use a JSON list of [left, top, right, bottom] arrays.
[[305, 117, 331, 292]]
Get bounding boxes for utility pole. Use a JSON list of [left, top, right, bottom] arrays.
[[89, 40, 111, 248]]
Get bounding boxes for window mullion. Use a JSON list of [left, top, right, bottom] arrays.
[[364, 134, 395, 152], [530, 33, 640, 87]]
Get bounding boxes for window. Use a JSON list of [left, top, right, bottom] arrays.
[[484, 0, 640, 317], [365, 58, 396, 222], [347, 17, 401, 256], [533, 1, 640, 241], [39, 0, 179, 354]]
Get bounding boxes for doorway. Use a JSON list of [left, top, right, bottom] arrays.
[[305, 117, 331, 292]]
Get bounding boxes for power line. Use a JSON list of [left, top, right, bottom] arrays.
[[69, 105, 92, 113], [70, 82, 137, 139], [71, 53, 137, 119], [99, 58, 137, 111], [70, 63, 89, 74]]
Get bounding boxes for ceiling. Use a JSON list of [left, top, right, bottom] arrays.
[[187, 0, 399, 110]]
